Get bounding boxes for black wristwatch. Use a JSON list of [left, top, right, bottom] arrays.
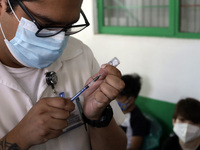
[[82, 104, 113, 128]]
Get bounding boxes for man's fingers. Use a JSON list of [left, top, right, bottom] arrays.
[[99, 82, 119, 101], [99, 64, 122, 78], [49, 107, 71, 120], [45, 97, 75, 111], [104, 75, 125, 92], [48, 118, 68, 130]]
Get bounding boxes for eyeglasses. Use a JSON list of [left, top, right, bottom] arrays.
[[15, 0, 90, 37]]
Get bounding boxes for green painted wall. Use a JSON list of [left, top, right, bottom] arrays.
[[136, 96, 176, 149]]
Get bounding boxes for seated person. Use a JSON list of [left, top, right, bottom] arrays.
[[162, 98, 200, 150], [116, 74, 150, 150]]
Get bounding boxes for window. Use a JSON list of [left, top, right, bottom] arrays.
[[97, 0, 200, 38], [177, 0, 200, 38]]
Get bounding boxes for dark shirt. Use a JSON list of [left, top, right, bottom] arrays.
[[121, 106, 149, 136], [162, 134, 200, 150]]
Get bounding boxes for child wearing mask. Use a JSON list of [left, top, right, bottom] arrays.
[[116, 74, 150, 150], [162, 98, 200, 150]]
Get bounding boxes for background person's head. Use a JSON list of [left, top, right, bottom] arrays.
[[173, 98, 200, 124], [116, 74, 141, 111], [120, 74, 141, 99], [172, 98, 200, 143]]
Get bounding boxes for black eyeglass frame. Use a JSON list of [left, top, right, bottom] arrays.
[[15, 0, 90, 37]]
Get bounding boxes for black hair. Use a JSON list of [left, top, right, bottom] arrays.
[[6, 0, 37, 13], [173, 98, 200, 124], [119, 74, 142, 98]]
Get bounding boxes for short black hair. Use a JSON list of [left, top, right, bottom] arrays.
[[173, 98, 200, 124], [6, 0, 37, 13], [119, 74, 142, 98]]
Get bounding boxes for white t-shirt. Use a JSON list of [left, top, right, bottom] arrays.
[[0, 37, 125, 150], [4, 66, 44, 104]]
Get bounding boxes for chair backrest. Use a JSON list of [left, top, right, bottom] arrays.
[[142, 114, 163, 150]]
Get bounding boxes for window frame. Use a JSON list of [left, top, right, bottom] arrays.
[[97, 0, 200, 38], [175, 0, 200, 38]]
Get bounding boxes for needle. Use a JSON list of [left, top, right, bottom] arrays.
[[70, 74, 101, 101], [70, 57, 120, 101]]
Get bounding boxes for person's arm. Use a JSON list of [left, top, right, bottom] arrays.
[[0, 136, 20, 150], [83, 64, 127, 150], [88, 118, 127, 150], [0, 97, 75, 150], [127, 136, 144, 150]]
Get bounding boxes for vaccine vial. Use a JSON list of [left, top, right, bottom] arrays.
[[108, 57, 120, 67]]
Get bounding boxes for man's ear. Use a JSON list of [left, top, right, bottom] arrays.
[[0, 0, 6, 17], [0, 0, 2, 16]]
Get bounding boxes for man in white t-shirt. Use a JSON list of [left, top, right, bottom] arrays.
[[0, 0, 127, 150]]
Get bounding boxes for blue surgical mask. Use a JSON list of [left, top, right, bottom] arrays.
[[0, 16, 69, 68], [117, 97, 132, 111], [117, 101, 129, 111], [1, 18, 69, 68]]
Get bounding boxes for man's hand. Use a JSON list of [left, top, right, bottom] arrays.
[[83, 64, 125, 120], [5, 97, 75, 150]]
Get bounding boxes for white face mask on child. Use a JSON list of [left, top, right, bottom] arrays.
[[173, 123, 200, 143]]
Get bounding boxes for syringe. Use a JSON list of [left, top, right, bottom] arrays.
[[70, 57, 120, 101]]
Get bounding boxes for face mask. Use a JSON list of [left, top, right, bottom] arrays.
[[0, 1, 69, 69], [117, 97, 132, 111], [117, 101, 129, 111], [173, 123, 200, 143]]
